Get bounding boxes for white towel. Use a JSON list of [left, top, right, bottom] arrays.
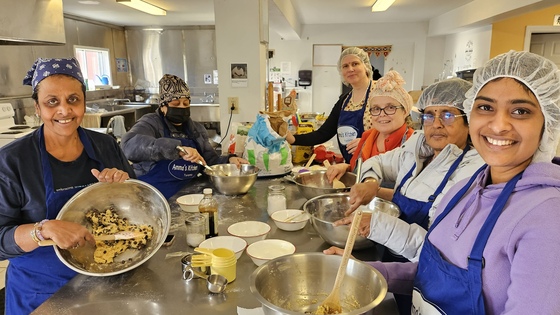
[[107, 115, 126, 138]]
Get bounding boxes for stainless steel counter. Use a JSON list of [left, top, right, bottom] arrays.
[[33, 176, 398, 315]]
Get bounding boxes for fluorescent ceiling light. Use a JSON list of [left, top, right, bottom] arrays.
[[117, 0, 167, 16], [371, 0, 396, 12]]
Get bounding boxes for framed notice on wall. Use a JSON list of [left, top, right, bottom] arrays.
[[313, 44, 343, 66]]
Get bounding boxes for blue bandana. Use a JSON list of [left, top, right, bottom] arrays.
[[22, 57, 85, 90]]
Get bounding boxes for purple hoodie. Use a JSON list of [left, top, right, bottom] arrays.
[[370, 162, 560, 314]]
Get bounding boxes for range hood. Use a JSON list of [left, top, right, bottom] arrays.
[[0, 0, 65, 45]]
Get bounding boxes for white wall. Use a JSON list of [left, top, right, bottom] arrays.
[[442, 25, 492, 76], [268, 22, 430, 113]]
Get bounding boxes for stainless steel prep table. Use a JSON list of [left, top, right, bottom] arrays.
[[33, 175, 398, 315]]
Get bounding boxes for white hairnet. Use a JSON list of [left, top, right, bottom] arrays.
[[463, 50, 560, 163], [417, 78, 472, 111], [337, 47, 373, 85]]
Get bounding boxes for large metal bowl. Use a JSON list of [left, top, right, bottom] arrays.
[[303, 193, 401, 249], [250, 253, 387, 315], [54, 179, 171, 277], [205, 164, 259, 195], [293, 170, 357, 199]]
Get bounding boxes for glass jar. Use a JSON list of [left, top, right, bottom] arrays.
[[185, 213, 206, 247], [267, 185, 287, 216]]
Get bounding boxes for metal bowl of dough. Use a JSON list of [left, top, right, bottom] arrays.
[[205, 164, 259, 195], [53, 179, 171, 277], [303, 193, 400, 250], [250, 253, 387, 315], [293, 170, 357, 200]]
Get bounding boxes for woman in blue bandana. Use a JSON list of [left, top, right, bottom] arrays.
[[0, 57, 135, 315], [121, 74, 247, 199]]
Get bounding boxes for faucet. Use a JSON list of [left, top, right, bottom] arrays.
[[112, 98, 130, 105]]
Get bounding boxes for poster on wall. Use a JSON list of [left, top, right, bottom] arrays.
[[231, 63, 248, 88]]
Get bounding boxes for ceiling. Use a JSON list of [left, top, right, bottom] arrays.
[[62, 0, 474, 28]]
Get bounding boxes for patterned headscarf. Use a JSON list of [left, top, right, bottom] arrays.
[[159, 74, 191, 107], [369, 70, 413, 114], [23, 57, 85, 90]]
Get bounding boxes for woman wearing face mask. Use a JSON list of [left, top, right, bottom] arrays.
[[121, 74, 246, 199]]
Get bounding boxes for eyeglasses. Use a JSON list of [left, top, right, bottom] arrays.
[[421, 112, 466, 126], [370, 105, 404, 116]]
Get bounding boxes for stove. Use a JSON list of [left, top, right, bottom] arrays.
[[0, 103, 35, 148]]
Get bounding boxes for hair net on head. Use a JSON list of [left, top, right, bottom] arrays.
[[337, 47, 373, 85], [417, 78, 472, 112], [463, 50, 560, 163], [369, 70, 413, 114]]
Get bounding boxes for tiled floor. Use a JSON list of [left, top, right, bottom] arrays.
[[0, 260, 7, 290]]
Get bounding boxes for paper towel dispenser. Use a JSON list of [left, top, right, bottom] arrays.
[[298, 70, 312, 87]]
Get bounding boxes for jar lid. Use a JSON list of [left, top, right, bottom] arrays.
[[268, 185, 285, 191], [203, 188, 213, 195]]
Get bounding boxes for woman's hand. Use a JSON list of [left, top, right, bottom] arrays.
[[346, 138, 361, 155], [229, 156, 248, 167], [91, 168, 129, 183], [346, 181, 379, 215], [40, 220, 95, 249], [333, 212, 372, 238], [326, 163, 350, 182], [178, 146, 206, 165], [322, 246, 354, 259], [285, 130, 296, 145]]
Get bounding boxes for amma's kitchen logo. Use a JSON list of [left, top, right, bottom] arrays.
[[465, 40, 474, 62]]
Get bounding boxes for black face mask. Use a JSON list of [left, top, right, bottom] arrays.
[[165, 106, 191, 124]]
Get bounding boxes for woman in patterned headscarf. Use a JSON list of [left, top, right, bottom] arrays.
[[0, 57, 135, 314], [121, 74, 247, 199]]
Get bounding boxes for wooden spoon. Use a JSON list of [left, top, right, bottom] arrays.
[[323, 160, 346, 189], [317, 209, 363, 314], [305, 153, 317, 168]]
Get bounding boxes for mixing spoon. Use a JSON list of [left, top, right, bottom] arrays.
[[316, 209, 363, 314]]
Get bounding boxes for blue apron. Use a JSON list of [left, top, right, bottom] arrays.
[[412, 165, 523, 315], [337, 81, 372, 163], [392, 146, 470, 230], [138, 115, 201, 199], [6, 126, 103, 315]]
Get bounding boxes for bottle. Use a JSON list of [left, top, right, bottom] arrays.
[[199, 188, 219, 237], [267, 185, 287, 216]]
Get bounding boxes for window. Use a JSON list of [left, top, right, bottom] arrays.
[[75, 46, 112, 89]]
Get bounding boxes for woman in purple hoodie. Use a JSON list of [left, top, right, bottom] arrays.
[[336, 51, 560, 315]]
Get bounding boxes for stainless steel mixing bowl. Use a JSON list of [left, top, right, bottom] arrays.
[[205, 164, 259, 195], [250, 253, 387, 315], [293, 170, 357, 199], [54, 179, 171, 277], [303, 193, 401, 249]]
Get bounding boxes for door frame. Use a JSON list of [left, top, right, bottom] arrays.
[[523, 26, 560, 51]]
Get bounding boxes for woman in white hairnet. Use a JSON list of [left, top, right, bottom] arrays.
[[362, 51, 560, 314], [285, 47, 375, 162]]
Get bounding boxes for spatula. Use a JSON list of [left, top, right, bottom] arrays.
[[38, 231, 146, 246], [316, 209, 363, 314], [323, 160, 346, 189], [176, 146, 227, 176]]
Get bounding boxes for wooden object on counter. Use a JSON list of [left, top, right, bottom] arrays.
[[267, 82, 274, 112]]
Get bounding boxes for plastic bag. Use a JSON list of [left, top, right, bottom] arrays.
[[243, 113, 293, 176]]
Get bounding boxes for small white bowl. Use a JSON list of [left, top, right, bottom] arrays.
[[199, 236, 247, 260], [271, 209, 310, 232], [177, 194, 204, 212], [246, 239, 296, 266], [227, 221, 271, 245]]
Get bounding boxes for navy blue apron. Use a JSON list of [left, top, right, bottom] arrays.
[[392, 146, 470, 230], [337, 81, 372, 163], [412, 165, 523, 315], [138, 115, 201, 199], [6, 126, 103, 315]]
